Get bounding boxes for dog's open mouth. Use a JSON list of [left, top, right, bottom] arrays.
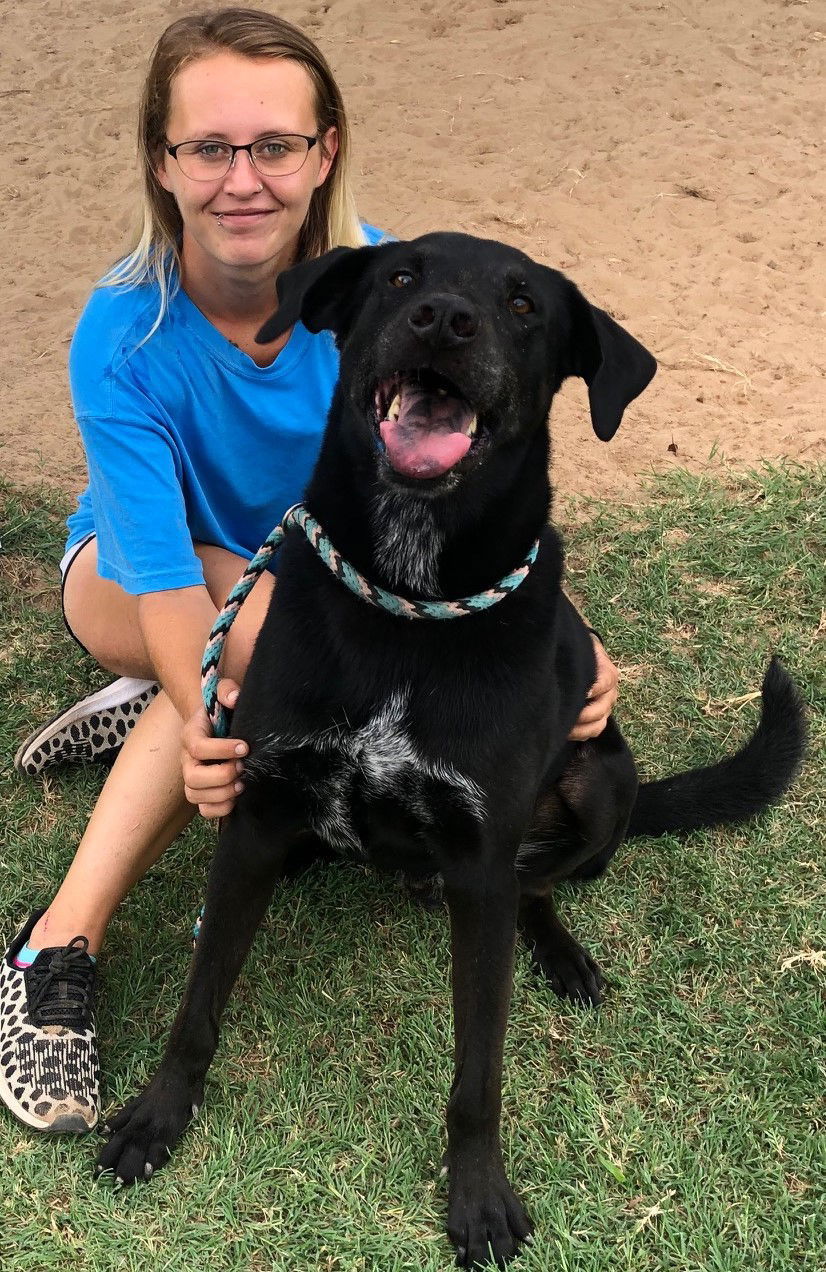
[[374, 370, 479, 480]]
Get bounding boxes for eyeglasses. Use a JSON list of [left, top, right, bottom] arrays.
[[164, 134, 319, 181]]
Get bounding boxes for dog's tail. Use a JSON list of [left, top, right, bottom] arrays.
[[625, 657, 806, 839]]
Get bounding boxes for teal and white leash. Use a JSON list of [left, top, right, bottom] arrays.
[[193, 502, 540, 947], [201, 501, 539, 737]]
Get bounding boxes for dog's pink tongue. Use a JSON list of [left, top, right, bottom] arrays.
[[379, 384, 473, 479], [380, 419, 471, 478]]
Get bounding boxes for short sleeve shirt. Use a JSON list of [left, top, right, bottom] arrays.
[[66, 225, 386, 595]]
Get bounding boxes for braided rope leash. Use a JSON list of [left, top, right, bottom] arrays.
[[200, 505, 295, 739], [195, 502, 540, 941], [201, 502, 540, 736]]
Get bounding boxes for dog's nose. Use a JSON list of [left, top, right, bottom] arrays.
[[408, 294, 479, 346]]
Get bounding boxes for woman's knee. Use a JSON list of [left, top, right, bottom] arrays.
[[62, 541, 151, 677]]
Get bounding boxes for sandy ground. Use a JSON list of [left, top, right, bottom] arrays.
[[1, 0, 823, 510]]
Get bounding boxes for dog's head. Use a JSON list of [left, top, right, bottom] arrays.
[[258, 232, 656, 492]]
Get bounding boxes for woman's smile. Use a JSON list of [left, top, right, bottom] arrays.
[[213, 208, 276, 228]]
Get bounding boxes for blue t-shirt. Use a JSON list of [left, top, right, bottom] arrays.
[[66, 225, 385, 595]]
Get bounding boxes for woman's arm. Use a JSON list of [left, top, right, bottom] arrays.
[[137, 586, 218, 721], [138, 587, 247, 815]]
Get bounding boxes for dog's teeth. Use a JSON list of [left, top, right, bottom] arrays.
[[387, 393, 401, 421], [468, 416, 478, 436], [436, 387, 448, 397]]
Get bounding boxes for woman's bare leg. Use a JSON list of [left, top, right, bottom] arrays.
[[28, 540, 273, 954]]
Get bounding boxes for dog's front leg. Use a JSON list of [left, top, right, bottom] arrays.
[[441, 848, 533, 1268], [97, 801, 288, 1184]]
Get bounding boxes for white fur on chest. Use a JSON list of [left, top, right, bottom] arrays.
[[370, 491, 444, 596], [247, 692, 485, 854]]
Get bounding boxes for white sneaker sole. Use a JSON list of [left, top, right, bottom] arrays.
[[14, 678, 159, 776]]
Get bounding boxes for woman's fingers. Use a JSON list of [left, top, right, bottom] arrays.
[[588, 638, 619, 699], [568, 635, 619, 741], [217, 678, 241, 709], [183, 760, 244, 818], [182, 699, 247, 758], [190, 794, 238, 820], [184, 757, 241, 790], [182, 756, 245, 814], [181, 696, 247, 817]]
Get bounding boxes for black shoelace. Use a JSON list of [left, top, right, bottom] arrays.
[[26, 936, 95, 1028]]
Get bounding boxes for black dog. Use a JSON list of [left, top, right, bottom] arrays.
[[98, 233, 805, 1267]]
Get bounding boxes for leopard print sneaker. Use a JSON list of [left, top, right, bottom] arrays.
[[14, 677, 159, 777], [0, 912, 99, 1132]]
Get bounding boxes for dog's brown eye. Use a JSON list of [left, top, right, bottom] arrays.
[[508, 295, 534, 315], [389, 271, 414, 288]]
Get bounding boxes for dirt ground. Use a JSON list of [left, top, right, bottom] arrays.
[[1, 0, 823, 510]]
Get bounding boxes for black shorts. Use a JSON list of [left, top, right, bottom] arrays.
[[59, 533, 95, 657]]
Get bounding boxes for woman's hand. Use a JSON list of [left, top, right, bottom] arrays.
[[568, 635, 619, 741], [181, 679, 247, 818]]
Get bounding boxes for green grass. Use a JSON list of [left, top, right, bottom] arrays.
[[0, 465, 824, 1271]]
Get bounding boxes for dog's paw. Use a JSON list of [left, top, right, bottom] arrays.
[[447, 1167, 533, 1268], [95, 1074, 200, 1185], [530, 941, 605, 1007]]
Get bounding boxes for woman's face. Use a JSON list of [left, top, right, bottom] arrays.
[[156, 51, 338, 281]]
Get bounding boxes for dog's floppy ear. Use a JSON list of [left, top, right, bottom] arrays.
[[256, 245, 383, 344], [567, 289, 657, 441]]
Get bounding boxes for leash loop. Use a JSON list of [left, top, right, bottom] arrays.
[[201, 503, 539, 737]]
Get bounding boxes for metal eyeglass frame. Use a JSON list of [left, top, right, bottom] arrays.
[[164, 134, 319, 180]]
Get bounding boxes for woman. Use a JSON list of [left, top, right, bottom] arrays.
[[2, 7, 618, 1134]]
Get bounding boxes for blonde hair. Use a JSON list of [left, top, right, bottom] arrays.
[[104, 8, 366, 335]]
